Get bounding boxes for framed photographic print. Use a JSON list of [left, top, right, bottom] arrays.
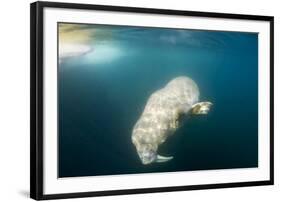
[[30, 1, 274, 200]]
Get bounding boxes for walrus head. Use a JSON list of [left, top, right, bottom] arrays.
[[134, 142, 173, 165], [137, 145, 157, 165]]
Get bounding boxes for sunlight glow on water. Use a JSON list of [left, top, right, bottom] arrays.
[[82, 43, 124, 64]]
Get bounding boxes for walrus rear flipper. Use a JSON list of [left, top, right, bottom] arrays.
[[156, 155, 173, 163]]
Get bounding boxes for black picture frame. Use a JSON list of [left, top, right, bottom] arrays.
[[30, 1, 274, 200]]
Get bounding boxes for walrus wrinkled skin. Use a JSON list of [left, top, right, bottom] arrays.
[[132, 76, 212, 165]]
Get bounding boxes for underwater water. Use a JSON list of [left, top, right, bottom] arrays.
[[58, 23, 258, 177]]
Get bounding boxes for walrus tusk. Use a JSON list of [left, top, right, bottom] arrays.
[[156, 155, 174, 163]]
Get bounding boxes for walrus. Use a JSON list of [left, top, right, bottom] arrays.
[[131, 76, 212, 165]]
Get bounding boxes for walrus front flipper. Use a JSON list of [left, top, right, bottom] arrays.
[[191, 102, 212, 115], [156, 155, 174, 163]]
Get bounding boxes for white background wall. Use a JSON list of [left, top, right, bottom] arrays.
[[0, 0, 279, 201]]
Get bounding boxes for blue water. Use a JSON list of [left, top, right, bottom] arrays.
[[58, 24, 258, 177]]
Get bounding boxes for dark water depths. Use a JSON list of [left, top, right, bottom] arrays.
[[58, 24, 258, 177]]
